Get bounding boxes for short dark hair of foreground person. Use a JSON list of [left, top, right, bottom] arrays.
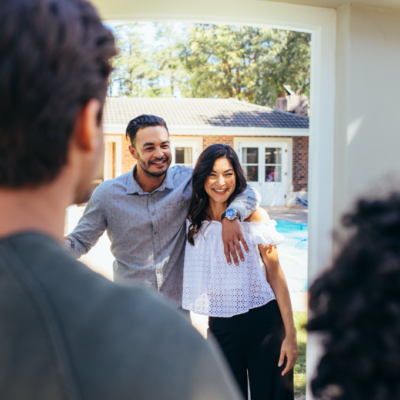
[[0, 1, 242, 399], [307, 194, 400, 400], [0, 0, 115, 187]]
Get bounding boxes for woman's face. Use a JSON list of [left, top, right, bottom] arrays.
[[204, 157, 236, 204]]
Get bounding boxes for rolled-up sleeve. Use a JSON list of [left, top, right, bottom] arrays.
[[66, 186, 107, 259], [229, 184, 261, 221]]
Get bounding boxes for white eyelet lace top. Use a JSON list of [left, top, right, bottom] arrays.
[[182, 219, 284, 317]]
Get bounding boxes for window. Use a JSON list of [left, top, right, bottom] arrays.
[[265, 147, 282, 182], [175, 146, 193, 168], [242, 147, 259, 181], [170, 137, 203, 169]]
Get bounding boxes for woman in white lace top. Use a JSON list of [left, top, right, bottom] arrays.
[[183, 144, 298, 400]]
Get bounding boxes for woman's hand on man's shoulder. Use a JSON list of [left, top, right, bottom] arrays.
[[244, 207, 270, 223]]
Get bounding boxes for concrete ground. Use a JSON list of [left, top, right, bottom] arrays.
[[263, 206, 308, 223]]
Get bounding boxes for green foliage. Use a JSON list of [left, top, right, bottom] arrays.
[[110, 23, 310, 108], [111, 23, 153, 97], [180, 25, 310, 107], [294, 311, 307, 397]]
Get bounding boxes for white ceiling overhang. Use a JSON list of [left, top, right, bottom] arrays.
[[92, 0, 400, 21], [259, 0, 400, 11]]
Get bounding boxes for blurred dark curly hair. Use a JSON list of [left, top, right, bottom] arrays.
[[307, 194, 400, 400]]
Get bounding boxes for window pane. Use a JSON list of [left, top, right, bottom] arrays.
[[175, 147, 193, 165], [265, 148, 282, 165], [243, 165, 258, 182], [242, 147, 258, 164], [265, 166, 282, 182]]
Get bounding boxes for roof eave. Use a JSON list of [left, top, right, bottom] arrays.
[[103, 124, 309, 136]]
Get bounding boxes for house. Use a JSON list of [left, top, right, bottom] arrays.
[[99, 97, 309, 207]]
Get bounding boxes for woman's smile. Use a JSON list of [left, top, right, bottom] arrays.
[[212, 188, 229, 195]]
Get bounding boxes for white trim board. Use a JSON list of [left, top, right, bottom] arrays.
[[104, 124, 309, 137], [104, 134, 123, 178]]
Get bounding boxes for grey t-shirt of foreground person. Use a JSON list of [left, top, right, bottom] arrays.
[[0, 232, 242, 400]]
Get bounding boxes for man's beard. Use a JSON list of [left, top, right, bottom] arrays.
[[138, 156, 171, 178]]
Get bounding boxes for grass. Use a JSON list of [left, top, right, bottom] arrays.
[[294, 311, 307, 398]]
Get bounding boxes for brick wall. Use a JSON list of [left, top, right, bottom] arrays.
[[293, 136, 308, 192], [203, 136, 233, 149]]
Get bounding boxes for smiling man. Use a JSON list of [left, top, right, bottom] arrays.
[[67, 114, 260, 307]]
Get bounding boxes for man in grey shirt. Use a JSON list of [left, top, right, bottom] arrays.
[[0, 1, 242, 399], [67, 114, 260, 306]]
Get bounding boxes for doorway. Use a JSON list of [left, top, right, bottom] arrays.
[[239, 142, 288, 206]]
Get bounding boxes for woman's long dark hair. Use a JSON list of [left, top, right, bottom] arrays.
[[188, 144, 247, 245]]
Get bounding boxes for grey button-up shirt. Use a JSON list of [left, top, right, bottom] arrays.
[[67, 165, 260, 307]]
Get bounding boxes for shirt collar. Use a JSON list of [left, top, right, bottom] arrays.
[[126, 165, 175, 195]]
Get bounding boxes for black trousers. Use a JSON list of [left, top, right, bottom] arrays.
[[208, 301, 294, 400]]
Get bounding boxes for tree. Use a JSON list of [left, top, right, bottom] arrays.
[[150, 23, 188, 97], [110, 23, 153, 97], [179, 25, 311, 107], [109, 22, 311, 108]]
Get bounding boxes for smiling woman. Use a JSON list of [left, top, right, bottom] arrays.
[[188, 144, 247, 244], [184, 144, 298, 400]]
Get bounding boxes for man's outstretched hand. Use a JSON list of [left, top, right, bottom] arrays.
[[221, 218, 249, 266]]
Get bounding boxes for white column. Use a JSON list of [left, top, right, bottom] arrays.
[[333, 4, 400, 224]]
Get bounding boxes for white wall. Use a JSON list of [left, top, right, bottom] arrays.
[[334, 4, 400, 224]]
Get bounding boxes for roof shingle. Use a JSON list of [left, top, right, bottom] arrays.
[[103, 98, 309, 129]]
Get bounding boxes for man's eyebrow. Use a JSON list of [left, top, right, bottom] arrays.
[[143, 140, 170, 147]]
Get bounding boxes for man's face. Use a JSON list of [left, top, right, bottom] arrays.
[[129, 126, 171, 178]]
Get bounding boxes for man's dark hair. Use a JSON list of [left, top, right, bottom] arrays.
[[307, 194, 400, 400], [0, 0, 117, 188], [126, 114, 169, 148]]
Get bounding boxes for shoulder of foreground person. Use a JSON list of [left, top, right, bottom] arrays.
[[0, 232, 241, 400]]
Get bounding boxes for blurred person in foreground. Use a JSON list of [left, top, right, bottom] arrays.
[[0, 0, 242, 399], [307, 194, 400, 400]]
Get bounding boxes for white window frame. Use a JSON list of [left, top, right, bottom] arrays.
[[169, 136, 203, 169], [103, 134, 122, 181]]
